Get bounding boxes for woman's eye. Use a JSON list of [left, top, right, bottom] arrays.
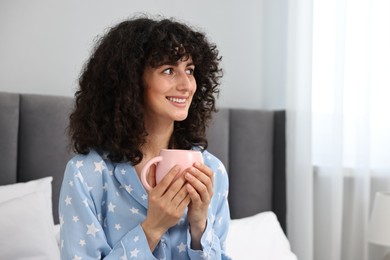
[[163, 68, 173, 75], [186, 68, 195, 75]]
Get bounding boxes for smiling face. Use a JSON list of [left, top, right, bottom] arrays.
[[142, 57, 197, 127]]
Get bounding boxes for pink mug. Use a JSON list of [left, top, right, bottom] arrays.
[[140, 149, 204, 191]]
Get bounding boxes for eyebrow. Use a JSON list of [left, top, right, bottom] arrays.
[[160, 60, 195, 67]]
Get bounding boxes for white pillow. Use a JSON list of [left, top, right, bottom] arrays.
[[0, 191, 60, 259], [226, 211, 297, 260], [54, 224, 61, 247], [0, 176, 54, 224]]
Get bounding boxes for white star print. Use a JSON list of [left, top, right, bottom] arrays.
[[73, 216, 79, 222], [64, 196, 72, 205], [121, 255, 127, 260], [206, 230, 213, 244], [121, 169, 126, 175], [69, 180, 74, 187], [108, 202, 116, 212], [218, 162, 225, 174], [94, 160, 105, 174], [223, 189, 229, 199], [177, 242, 186, 253], [134, 236, 139, 242], [59, 214, 64, 227], [201, 251, 211, 260], [83, 199, 89, 207], [129, 207, 139, 214], [86, 223, 100, 237], [125, 185, 133, 193], [114, 224, 121, 230], [141, 194, 148, 200], [86, 183, 93, 191], [103, 182, 108, 191], [72, 255, 82, 260], [130, 248, 140, 257], [75, 160, 84, 168], [210, 214, 216, 224], [79, 240, 86, 246], [218, 217, 223, 225], [75, 171, 84, 182]]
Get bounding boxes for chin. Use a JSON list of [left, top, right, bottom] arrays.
[[173, 113, 189, 122]]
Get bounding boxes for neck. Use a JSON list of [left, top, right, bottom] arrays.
[[142, 119, 174, 158]]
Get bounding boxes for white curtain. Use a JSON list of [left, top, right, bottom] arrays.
[[311, 0, 390, 260], [286, 0, 390, 259], [285, 1, 314, 260]]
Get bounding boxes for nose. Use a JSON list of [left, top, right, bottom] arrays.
[[176, 71, 194, 91]]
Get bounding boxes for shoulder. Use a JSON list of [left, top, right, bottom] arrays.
[[64, 150, 114, 181]]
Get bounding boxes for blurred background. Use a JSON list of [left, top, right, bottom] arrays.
[[0, 0, 287, 110], [1, 1, 390, 260]]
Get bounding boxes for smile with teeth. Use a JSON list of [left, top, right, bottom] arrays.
[[167, 97, 186, 104]]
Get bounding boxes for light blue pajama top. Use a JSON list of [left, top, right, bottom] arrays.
[[59, 149, 232, 260]]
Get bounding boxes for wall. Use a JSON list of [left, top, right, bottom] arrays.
[[0, 0, 287, 110]]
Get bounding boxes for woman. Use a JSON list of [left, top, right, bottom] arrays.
[[59, 16, 231, 260]]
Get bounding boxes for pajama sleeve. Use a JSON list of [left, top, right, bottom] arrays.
[[59, 159, 157, 260], [186, 156, 233, 260]]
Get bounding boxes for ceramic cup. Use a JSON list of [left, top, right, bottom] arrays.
[[140, 149, 204, 191]]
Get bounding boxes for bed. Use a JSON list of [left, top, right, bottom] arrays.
[[0, 91, 296, 259]]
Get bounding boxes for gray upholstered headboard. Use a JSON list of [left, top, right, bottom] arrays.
[[0, 92, 286, 232]]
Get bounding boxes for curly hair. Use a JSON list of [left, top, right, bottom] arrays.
[[69, 16, 222, 165]]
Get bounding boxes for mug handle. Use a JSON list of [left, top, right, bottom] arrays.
[[140, 156, 163, 191]]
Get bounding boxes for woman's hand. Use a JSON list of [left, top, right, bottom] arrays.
[[184, 162, 214, 249], [141, 165, 191, 251]]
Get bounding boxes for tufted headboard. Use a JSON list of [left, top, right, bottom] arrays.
[[0, 92, 286, 232]]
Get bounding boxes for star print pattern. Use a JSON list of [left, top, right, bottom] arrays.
[[177, 242, 187, 253], [59, 149, 232, 259], [129, 207, 139, 214], [94, 160, 105, 174], [86, 223, 100, 237], [130, 248, 140, 257], [65, 196, 72, 205], [108, 202, 116, 212]]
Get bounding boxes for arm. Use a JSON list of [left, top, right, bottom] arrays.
[[141, 165, 191, 251], [59, 157, 157, 260], [185, 155, 232, 260]]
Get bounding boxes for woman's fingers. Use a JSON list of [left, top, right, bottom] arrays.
[[185, 164, 214, 197], [171, 184, 189, 205], [152, 165, 181, 196], [147, 164, 157, 188]]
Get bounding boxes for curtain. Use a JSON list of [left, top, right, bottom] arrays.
[[286, 1, 314, 260], [311, 0, 390, 260]]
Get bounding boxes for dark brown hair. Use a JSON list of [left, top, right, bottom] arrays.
[[69, 16, 222, 165]]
